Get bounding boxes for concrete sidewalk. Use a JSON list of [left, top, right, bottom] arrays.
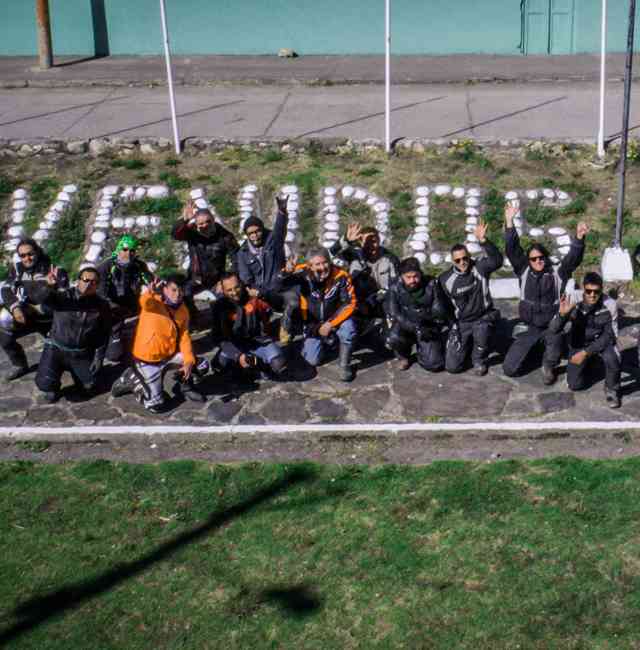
[[1, 82, 638, 143], [1, 53, 640, 88]]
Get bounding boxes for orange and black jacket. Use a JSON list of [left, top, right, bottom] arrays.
[[287, 264, 357, 329], [210, 294, 274, 344]]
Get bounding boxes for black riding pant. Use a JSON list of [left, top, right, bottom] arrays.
[[445, 317, 494, 374], [503, 324, 564, 377], [387, 324, 444, 371], [566, 345, 621, 393], [36, 344, 96, 393]]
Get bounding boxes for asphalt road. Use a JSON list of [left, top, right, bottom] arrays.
[[1, 82, 639, 143]]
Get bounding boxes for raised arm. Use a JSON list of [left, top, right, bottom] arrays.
[[558, 222, 588, 282]]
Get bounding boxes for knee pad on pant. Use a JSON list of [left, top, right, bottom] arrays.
[[270, 355, 287, 375]]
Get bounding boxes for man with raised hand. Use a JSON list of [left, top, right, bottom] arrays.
[[438, 219, 503, 376], [172, 200, 239, 324], [386, 257, 448, 372], [503, 202, 589, 384], [211, 272, 287, 381], [0, 238, 68, 380], [97, 234, 153, 362], [330, 222, 399, 348], [550, 273, 621, 408], [237, 195, 298, 344], [112, 274, 208, 413], [284, 248, 358, 382], [32, 265, 112, 404]]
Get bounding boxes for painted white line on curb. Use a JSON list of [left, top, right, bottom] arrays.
[[0, 421, 640, 438]]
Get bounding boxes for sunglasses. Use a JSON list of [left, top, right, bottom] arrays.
[[529, 255, 545, 262], [120, 247, 136, 253], [18, 251, 35, 259], [584, 288, 602, 296], [79, 277, 98, 285], [453, 256, 470, 264]]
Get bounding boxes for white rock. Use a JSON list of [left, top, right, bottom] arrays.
[[416, 206, 430, 217], [7, 226, 24, 238], [5, 242, 18, 253], [376, 212, 389, 222], [288, 210, 298, 219], [288, 220, 298, 230], [416, 186, 430, 197], [467, 234, 478, 243], [542, 188, 555, 199], [33, 230, 49, 240], [557, 190, 570, 200], [324, 213, 340, 223], [12, 200, 27, 210], [415, 225, 429, 233], [466, 197, 480, 207], [190, 189, 204, 200], [466, 216, 478, 225], [465, 224, 475, 233], [134, 187, 147, 200], [526, 190, 538, 200], [100, 200, 113, 210], [550, 256, 559, 265], [374, 203, 388, 213], [323, 232, 339, 241], [45, 212, 59, 223], [324, 187, 337, 196], [414, 252, 427, 264], [325, 222, 340, 232], [413, 232, 429, 242], [364, 196, 377, 207], [11, 212, 24, 224], [52, 201, 66, 213], [452, 187, 466, 199], [281, 185, 296, 194], [465, 208, 479, 217], [341, 186, 355, 198], [513, 217, 523, 228], [244, 184, 258, 192], [285, 232, 296, 243], [509, 199, 521, 209], [56, 192, 71, 202], [354, 188, 368, 200], [112, 217, 125, 228], [377, 224, 389, 234], [430, 253, 443, 265], [324, 196, 336, 206], [410, 240, 426, 251], [148, 185, 169, 199], [182, 258, 190, 271], [136, 216, 150, 227], [94, 222, 109, 229], [240, 211, 253, 220], [239, 192, 254, 201], [435, 184, 451, 196], [467, 242, 481, 253], [415, 197, 429, 206], [505, 191, 519, 200], [529, 227, 545, 237], [63, 184, 78, 194], [91, 231, 107, 244], [445, 253, 452, 263], [557, 234, 571, 246], [195, 198, 208, 209], [558, 246, 571, 256], [122, 217, 134, 229], [416, 217, 430, 226], [97, 208, 111, 217], [39, 221, 52, 230], [12, 189, 27, 199], [467, 188, 481, 197], [103, 185, 119, 196], [323, 205, 338, 215], [548, 227, 566, 236], [147, 262, 158, 273], [85, 245, 103, 263]]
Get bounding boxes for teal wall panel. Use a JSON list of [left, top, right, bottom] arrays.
[[0, 0, 639, 56]]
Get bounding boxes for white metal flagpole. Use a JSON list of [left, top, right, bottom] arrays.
[[597, 0, 607, 158], [159, 0, 181, 155], [385, 0, 391, 153]]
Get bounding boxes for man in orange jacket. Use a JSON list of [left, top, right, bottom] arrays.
[[111, 274, 209, 413]]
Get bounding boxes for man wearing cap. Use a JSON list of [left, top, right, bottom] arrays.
[[283, 248, 358, 381], [237, 196, 298, 344], [0, 238, 68, 380], [385, 257, 448, 371], [97, 234, 153, 362], [438, 219, 503, 376], [172, 201, 239, 323]]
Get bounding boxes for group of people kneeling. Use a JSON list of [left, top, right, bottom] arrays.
[[0, 195, 622, 413]]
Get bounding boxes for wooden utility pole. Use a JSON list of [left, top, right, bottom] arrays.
[[36, 0, 53, 69]]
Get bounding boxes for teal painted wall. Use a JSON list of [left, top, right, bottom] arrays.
[[0, 0, 638, 56]]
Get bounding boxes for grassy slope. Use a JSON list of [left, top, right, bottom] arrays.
[[2, 458, 640, 648]]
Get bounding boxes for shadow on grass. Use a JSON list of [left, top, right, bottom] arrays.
[[0, 466, 319, 645]]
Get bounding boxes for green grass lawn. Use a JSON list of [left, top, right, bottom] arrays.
[[2, 458, 640, 648]]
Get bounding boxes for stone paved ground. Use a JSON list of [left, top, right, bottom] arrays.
[[2, 300, 640, 431]]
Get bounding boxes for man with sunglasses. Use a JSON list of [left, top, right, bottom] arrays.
[[438, 219, 503, 376], [0, 238, 68, 380], [97, 235, 153, 362], [503, 202, 589, 384], [172, 201, 239, 324], [29, 266, 112, 403], [549, 272, 621, 408]]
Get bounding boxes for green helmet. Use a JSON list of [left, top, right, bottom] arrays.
[[113, 234, 139, 256]]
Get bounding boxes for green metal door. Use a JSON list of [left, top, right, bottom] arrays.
[[525, 0, 575, 54]]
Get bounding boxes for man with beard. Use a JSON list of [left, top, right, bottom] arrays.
[[237, 195, 298, 344], [172, 201, 239, 323], [549, 272, 621, 408], [30, 265, 112, 403], [0, 238, 68, 380], [330, 223, 399, 347], [385, 257, 448, 372], [503, 202, 589, 384], [438, 219, 503, 376], [111, 274, 208, 413], [285, 248, 358, 381], [97, 234, 153, 362], [211, 272, 287, 380]]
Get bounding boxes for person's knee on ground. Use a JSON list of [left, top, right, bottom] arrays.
[[269, 354, 287, 377], [302, 337, 324, 367], [417, 343, 444, 372]]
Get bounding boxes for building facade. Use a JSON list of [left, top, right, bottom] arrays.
[[0, 0, 637, 57]]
